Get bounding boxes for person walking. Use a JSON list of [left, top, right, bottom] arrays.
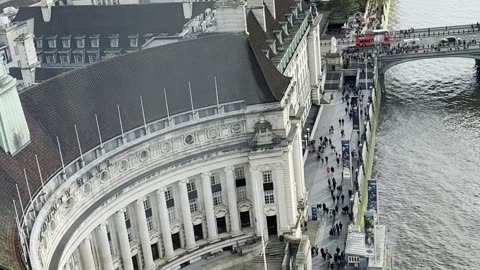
[[341, 129, 345, 137], [329, 138, 332, 145], [325, 156, 329, 164], [336, 157, 340, 166], [320, 248, 326, 261], [331, 166, 335, 175], [335, 205, 339, 214], [345, 107, 348, 115], [341, 118, 345, 126], [339, 221, 343, 231], [341, 194, 345, 204], [327, 166, 331, 175], [338, 118, 342, 127]]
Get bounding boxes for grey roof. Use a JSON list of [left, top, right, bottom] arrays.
[[0, 32, 290, 270], [9, 67, 73, 82], [13, 2, 215, 62]]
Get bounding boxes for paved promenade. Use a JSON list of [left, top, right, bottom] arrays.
[[304, 67, 373, 269]]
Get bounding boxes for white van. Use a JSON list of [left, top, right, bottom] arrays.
[[402, 38, 421, 48]]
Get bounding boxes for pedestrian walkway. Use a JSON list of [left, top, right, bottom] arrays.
[[303, 74, 373, 269]]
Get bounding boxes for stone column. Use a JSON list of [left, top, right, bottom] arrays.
[[274, 164, 289, 233], [201, 172, 218, 242], [113, 210, 134, 270], [292, 125, 306, 200], [156, 189, 176, 259], [178, 180, 197, 250], [79, 237, 95, 270], [134, 199, 155, 270], [249, 166, 266, 239], [224, 167, 241, 235], [95, 223, 114, 270]]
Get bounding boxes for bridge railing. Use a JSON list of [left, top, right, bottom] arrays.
[[319, 27, 480, 47]]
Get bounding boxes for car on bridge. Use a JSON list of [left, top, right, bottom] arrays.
[[402, 38, 421, 49], [343, 46, 359, 53], [439, 36, 462, 46]]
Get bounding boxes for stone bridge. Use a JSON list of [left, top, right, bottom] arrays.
[[320, 23, 480, 50], [377, 47, 480, 92]]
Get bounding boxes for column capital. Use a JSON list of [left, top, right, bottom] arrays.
[[179, 179, 189, 184], [117, 208, 126, 214], [274, 162, 285, 168], [135, 198, 145, 205], [156, 188, 166, 194], [224, 166, 235, 173], [201, 172, 212, 178]]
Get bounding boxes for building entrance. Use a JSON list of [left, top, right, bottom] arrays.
[[266, 215, 278, 236], [240, 211, 251, 227], [172, 232, 181, 250], [217, 217, 227, 234], [194, 224, 203, 240], [132, 255, 139, 270]]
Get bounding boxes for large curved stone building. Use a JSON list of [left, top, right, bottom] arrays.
[[0, 0, 324, 269]]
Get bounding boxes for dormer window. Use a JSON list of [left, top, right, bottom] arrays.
[[143, 33, 153, 43], [109, 34, 119, 48], [35, 36, 43, 49], [61, 35, 71, 48], [280, 22, 289, 36], [267, 39, 277, 55], [75, 35, 85, 49], [128, 34, 138, 47], [90, 34, 100, 48], [291, 7, 298, 18], [274, 30, 283, 45], [262, 49, 270, 59], [62, 39, 70, 48], [47, 36, 57, 49], [286, 14, 294, 26]]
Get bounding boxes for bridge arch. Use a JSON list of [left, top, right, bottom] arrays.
[[379, 50, 480, 73]]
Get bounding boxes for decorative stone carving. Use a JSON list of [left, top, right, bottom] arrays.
[[192, 213, 204, 225], [161, 141, 173, 153], [238, 201, 252, 212], [252, 116, 280, 145], [207, 128, 220, 139], [170, 223, 181, 234], [330, 36, 337, 54], [264, 205, 278, 216], [214, 206, 227, 218]]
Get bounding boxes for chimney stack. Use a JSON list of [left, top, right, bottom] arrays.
[[0, 56, 30, 155], [215, 0, 247, 33], [14, 33, 39, 87]]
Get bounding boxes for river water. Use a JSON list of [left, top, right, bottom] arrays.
[[376, 0, 480, 269]]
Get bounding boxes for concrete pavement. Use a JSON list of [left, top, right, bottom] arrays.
[[304, 67, 373, 269]]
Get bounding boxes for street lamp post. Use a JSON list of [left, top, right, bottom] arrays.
[[304, 134, 308, 150]]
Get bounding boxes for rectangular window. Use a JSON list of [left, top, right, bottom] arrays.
[[73, 54, 84, 64], [45, 55, 55, 64], [213, 191, 222, 206], [262, 171, 273, 183], [234, 167, 245, 179], [264, 190, 275, 204], [110, 38, 118, 48], [186, 180, 196, 192], [62, 39, 70, 48], [48, 39, 56, 49], [143, 198, 151, 210], [189, 198, 198, 213], [35, 39, 43, 49], [146, 216, 154, 231], [130, 38, 138, 47], [237, 186, 247, 201], [88, 54, 98, 63], [59, 54, 69, 64], [167, 207, 176, 223], [91, 39, 99, 48], [127, 228, 133, 242], [165, 187, 173, 201], [76, 39, 84, 48], [210, 173, 220, 185]]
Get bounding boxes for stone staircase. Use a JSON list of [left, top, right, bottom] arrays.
[[249, 238, 286, 264]]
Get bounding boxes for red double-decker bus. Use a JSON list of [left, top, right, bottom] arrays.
[[355, 30, 391, 47]]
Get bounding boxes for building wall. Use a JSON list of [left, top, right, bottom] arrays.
[[25, 99, 307, 270]]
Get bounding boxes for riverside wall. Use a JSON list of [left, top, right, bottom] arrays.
[[353, 0, 390, 227]]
